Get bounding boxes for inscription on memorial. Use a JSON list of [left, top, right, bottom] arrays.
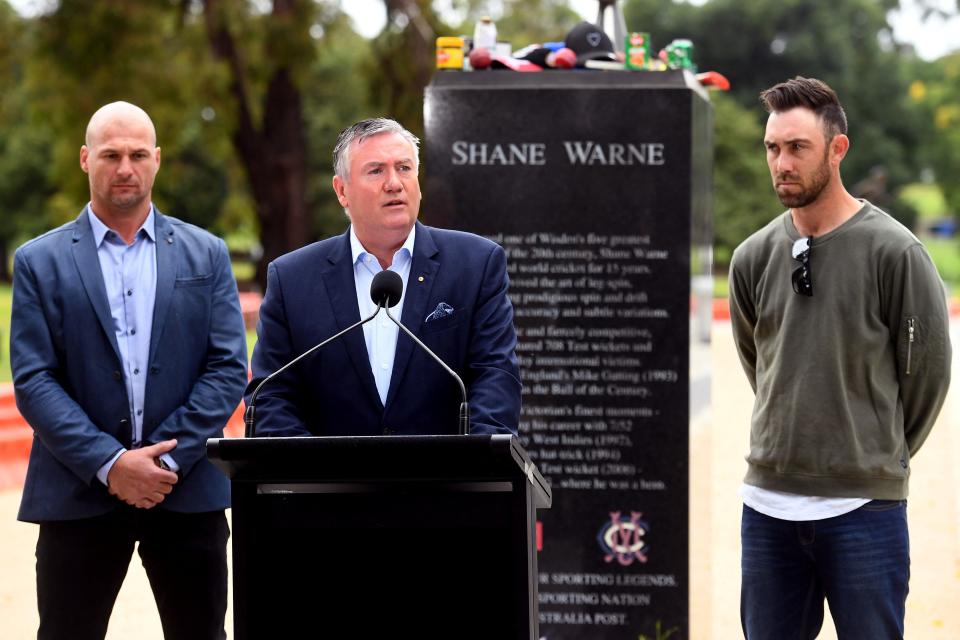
[[493, 231, 676, 487], [489, 230, 684, 632]]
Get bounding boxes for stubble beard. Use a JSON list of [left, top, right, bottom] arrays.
[[108, 184, 147, 210], [775, 151, 832, 209]]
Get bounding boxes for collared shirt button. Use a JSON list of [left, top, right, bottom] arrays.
[[137, 409, 143, 416], [126, 289, 133, 296], [133, 368, 140, 375], [130, 329, 136, 335]]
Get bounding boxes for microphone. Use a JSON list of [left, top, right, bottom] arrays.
[[244, 270, 398, 438], [370, 269, 403, 308], [374, 271, 471, 436]]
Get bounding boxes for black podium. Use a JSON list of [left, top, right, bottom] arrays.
[[207, 434, 551, 639]]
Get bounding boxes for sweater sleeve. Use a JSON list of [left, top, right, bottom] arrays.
[[886, 244, 952, 456], [728, 249, 759, 393]]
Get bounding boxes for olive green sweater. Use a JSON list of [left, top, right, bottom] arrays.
[[729, 202, 951, 500]]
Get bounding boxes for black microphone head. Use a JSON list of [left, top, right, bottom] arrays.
[[370, 270, 403, 308]]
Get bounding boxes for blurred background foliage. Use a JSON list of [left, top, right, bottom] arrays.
[[0, 0, 957, 292]]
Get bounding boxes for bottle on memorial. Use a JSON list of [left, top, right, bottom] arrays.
[[473, 16, 497, 53]]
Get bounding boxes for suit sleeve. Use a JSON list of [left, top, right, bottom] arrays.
[[11, 249, 124, 484], [244, 261, 312, 437], [728, 249, 759, 393], [465, 243, 522, 434], [148, 239, 248, 476], [886, 244, 952, 456]]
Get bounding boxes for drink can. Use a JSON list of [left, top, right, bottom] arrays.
[[436, 36, 464, 70], [625, 32, 651, 70], [665, 39, 694, 70]]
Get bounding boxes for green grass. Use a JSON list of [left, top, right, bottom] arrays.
[[246, 329, 258, 361], [900, 183, 949, 222], [232, 260, 256, 285], [924, 237, 960, 291], [713, 275, 729, 299], [0, 284, 11, 383]]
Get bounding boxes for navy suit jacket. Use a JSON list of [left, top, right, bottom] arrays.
[[12, 208, 248, 522], [247, 222, 521, 437]]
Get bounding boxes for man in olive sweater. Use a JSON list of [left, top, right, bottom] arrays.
[[729, 76, 951, 639]]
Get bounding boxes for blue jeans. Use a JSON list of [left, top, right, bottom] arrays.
[[741, 501, 909, 640]]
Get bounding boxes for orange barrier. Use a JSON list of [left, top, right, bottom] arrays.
[[0, 384, 247, 491], [239, 291, 262, 330]]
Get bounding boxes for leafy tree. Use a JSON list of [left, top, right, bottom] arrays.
[[365, 0, 583, 141], [907, 51, 960, 216], [624, 0, 923, 189], [366, 0, 449, 138], [622, 0, 940, 253], [199, 0, 380, 286], [197, 0, 314, 289], [0, 4, 57, 280], [710, 92, 783, 266], [19, 0, 232, 228], [8, 0, 372, 289], [302, 7, 378, 241], [448, 0, 582, 46]]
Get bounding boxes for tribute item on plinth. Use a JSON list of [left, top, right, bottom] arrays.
[[425, 70, 713, 639]]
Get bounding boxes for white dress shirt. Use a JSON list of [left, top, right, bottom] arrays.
[[350, 225, 415, 405]]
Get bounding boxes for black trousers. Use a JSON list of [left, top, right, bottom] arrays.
[[36, 507, 229, 640]]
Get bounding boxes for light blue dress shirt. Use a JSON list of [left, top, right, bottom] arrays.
[[90, 206, 178, 485], [350, 225, 415, 405]]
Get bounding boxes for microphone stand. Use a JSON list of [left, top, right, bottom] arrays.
[[384, 306, 471, 436], [244, 304, 386, 438]]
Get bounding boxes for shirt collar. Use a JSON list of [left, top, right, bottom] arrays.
[[87, 204, 157, 246], [350, 224, 416, 267]]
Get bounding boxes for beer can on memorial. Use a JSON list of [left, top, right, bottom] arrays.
[[625, 32, 652, 70], [665, 39, 695, 70]]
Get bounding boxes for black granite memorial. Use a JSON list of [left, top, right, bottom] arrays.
[[424, 70, 712, 640]]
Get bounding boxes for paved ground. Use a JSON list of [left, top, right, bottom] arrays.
[[0, 321, 957, 638]]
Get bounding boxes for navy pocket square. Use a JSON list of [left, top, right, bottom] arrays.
[[425, 302, 454, 323]]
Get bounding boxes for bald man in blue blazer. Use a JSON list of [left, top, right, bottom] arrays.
[[247, 118, 520, 437], [11, 102, 247, 640]]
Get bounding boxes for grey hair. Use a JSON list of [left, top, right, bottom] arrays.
[[332, 118, 420, 181]]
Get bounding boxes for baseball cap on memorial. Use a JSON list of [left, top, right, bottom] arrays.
[[564, 21, 617, 67]]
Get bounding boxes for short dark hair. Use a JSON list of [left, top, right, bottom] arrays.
[[332, 118, 420, 180], [759, 76, 848, 141]]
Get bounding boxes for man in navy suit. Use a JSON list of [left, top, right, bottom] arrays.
[[11, 102, 247, 639], [247, 118, 520, 436]]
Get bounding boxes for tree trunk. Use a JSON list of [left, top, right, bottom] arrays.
[[202, 0, 309, 292], [0, 242, 9, 282], [378, 0, 437, 134]]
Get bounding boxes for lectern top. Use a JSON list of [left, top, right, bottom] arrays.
[[207, 433, 551, 508]]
